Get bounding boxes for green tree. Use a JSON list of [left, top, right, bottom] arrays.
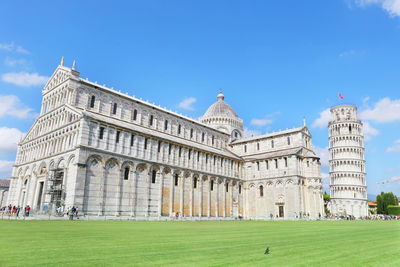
[[323, 191, 330, 203], [376, 192, 398, 215]]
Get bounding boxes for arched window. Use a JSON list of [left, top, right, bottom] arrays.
[[174, 174, 179, 186], [112, 103, 117, 115], [244, 145, 247, 153], [257, 162, 260, 171], [271, 140, 274, 148], [124, 167, 130, 180], [133, 109, 138, 121], [152, 170, 157, 184], [99, 127, 105, 140], [90, 95, 95, 108], [275, 159, 278, 169], [287, 137, 290, 145], [210, 180, 214, 191], [284, 157, 288, 167], [257, 143, 260, 150], [149, 115, 154, 126], [239, 184, 242, 194], [178, 124, 181, 134], [226, 183, 229, 192], [158, 141, 162, 153], [259, 185, 264, 197], [201, 132, 205, 142], [144, 138, 148, 150], [349, 125, 352, 133], [193, 177, 197, 189], [116, 131, 120, 143], [164, 120, 168, 130], [190, 129, 193, 139], [212, 135, 215, 145]]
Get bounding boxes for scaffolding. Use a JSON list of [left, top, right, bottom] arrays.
[[47, 168, 65, 210]]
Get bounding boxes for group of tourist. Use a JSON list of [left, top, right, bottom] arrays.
[[55, 206, 79, 220], [1, 204, 30, 217]]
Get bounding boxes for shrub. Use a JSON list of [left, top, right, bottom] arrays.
[[387, 205, 400, 216]]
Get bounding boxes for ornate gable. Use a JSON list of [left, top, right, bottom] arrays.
[[42, 66, 72, 94], [21, 105, 82, 144]]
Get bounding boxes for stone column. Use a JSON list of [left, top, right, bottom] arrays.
[[180, 174, 184, 216], [158, 170, 164, 217], [145, 170, 150, 217], [223, 179, 226, 217], [98, 166, 106, 216], [132, 170, 140, 217], [115, 168, 123, 216], [199, 177, 203, 217], [169, 172, 174, 216], [207, 177, 211, 217], [216, 178, 220, 218], [189, 175, 193, 217]]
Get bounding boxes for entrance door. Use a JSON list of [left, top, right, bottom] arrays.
[[37, 182, 44, 209], [279, 205, 284, 218]]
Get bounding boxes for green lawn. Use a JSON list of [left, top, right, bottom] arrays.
[[0, 220, 399, 266]]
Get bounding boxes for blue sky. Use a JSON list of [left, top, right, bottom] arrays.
[[0, 0, 399, 196]]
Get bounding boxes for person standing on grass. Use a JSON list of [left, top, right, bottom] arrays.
[[26, 205, 30, 217], [75, 207, 79, 218], [16, 206, 20, 217]]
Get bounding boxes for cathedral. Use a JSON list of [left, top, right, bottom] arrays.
[[6, 59, 324, 220]]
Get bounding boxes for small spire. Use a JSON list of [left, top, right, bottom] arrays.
[[72, 60, 76, 70], [217, 89, 224, 101], [60, 56, 64, 66], [303, 117, 306, 126]]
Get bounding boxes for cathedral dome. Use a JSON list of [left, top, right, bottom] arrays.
[[203, 91, 239, 119]]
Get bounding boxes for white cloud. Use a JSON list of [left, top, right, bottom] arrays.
[[312, 108, 331, 128], [2, 72, 48, 87], [386, 139, 400, 152], [339, 50, 356, 57], [4, 57, 28, 67], [0, 160, 14, 177], [0, 95, 36, 119], [363, 121, 379, 141], [0, 42, 30, 54], [178, 97, 196, 111], [15, 46, 30, 54], [359, 98, 400, 123], [355, 0, 400, 17], [243, 127, 261, 138], [314, 146, 330, 168], [0, 42, 14, 51], [321, 172, 330, 189], [0, 127, 25, 156], [250, 118, 273, 127]]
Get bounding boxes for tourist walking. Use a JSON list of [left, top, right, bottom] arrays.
[[16, 206, 20, 217]]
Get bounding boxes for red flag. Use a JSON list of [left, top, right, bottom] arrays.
[[339, 93, 344, 99]]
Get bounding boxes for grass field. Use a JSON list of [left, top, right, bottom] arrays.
[[0, 220, 399, 266]]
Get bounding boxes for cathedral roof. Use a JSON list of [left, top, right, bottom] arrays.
[[202, 91, 239, 119]]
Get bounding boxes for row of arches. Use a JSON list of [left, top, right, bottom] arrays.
[[201, 117, 243, 129], [84, 91, 228, 150], [330, 147, 364, 158], [17, 121, 80, 164], [329, 122, 362, 136], [82, 154, 243, 217], [88, 123, 241, 178]]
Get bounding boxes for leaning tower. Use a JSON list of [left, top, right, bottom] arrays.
[[329, 105, 368, 218]]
